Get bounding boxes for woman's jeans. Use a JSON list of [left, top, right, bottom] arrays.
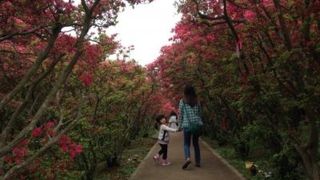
[[183, 129, 201, 164]]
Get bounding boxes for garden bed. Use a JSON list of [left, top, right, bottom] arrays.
[[203, 136, 272, 180], [94, 136, 156, 180]]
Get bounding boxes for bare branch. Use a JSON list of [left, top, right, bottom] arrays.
[[0, 26, 49, 42], [222, 0, 239, 41], [0, 55, 63, 144], [81, 0, 90, 14], [0, 2, 95, 157], [0, 93, 22, 108], [191, 0, 225, 21], [0, 24, 62, 112], [226, 0, 248, 9]]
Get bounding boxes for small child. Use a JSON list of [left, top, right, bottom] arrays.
[[168, 111, 178, 129], [153, 114, 178, 166]]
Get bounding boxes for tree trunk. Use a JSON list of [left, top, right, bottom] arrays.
[[295, 111, 319, 180], [0, 24, 62, 111], [295, 145, 320, 180]]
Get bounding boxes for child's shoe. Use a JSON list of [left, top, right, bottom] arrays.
[[160, 160, 171, 166], [153, 155, 159, 163]]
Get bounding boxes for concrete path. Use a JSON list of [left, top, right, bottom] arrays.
[[130, 132, 246, 180]]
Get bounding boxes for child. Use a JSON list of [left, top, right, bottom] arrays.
[[153, 114, 178, 166], [168, 111, 178, 129]]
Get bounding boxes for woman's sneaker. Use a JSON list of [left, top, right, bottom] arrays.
[[182, 160, 191, 169]]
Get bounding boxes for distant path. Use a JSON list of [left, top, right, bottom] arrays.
[[130, 132, 246, 180]]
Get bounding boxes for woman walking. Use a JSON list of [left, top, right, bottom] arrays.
[[178, 85, 203, 169]]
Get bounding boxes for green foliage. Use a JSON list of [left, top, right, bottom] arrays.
[[271, 145, 304, 180], [63, 60, 156, 178]]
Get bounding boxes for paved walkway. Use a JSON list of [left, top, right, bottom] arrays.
[[130, 132, 246, 180]]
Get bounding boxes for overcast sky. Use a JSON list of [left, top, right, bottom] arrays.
[[106, 1, 181, 66]]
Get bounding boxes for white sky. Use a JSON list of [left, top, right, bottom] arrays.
[[106, 1, 181, 66]]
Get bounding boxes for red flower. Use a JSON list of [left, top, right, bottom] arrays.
[[59, 135, 83, 159], [12, 147, 27, 157], [10, 143, 28, 164], [4, 156, 14, 164], [59, 135, 71, 152], [75, 144, 83, 154], [79, 73, 93, 87], [69, 144, 83, 159], [32, 127, 43, 138], [60, 144, 69, 152], [70, 150, 77, 159]]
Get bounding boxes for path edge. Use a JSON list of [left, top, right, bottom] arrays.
[[128, 141, 158, 180], [200, 138, 247, 180], [129, 137, 247, 180]]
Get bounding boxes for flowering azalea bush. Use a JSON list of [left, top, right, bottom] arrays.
[[57, 59, 157, 179], [58, 135, 83, 159], [0, 0, 154, 179], [149, 0, 320, 179]]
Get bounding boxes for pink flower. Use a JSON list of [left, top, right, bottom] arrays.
[[244, 10, 256, 22], [206, 34, 215, 42], [32, 127, 43, 138]]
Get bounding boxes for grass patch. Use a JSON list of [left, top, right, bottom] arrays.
[[203, 136, 272, 180]]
